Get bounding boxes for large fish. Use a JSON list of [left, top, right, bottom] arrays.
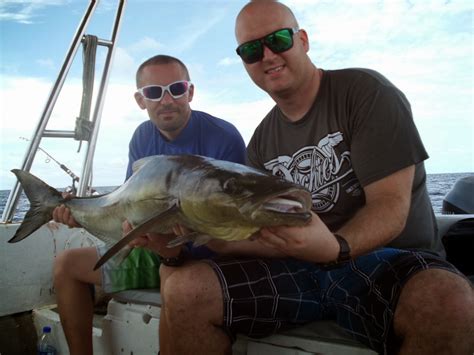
[[9, 155, 312, 269]]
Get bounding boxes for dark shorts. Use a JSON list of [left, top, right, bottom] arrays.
[[205, 248, 462, 354]]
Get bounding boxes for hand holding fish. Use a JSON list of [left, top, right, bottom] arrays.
[[52, 193, 81, 228], [257, 211, 340, 263], [123, 219, 183, 258]]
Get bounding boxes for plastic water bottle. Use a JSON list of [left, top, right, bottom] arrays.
[[37, 326, 57, 355]]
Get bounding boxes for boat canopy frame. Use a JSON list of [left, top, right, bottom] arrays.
[[1, 0, 127, 223]]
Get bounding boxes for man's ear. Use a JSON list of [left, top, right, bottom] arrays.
[[187, 83, 194, 103], [134, 92, 146, 109], [298, 29, 310, 52]]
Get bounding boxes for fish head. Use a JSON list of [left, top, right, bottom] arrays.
[[232, 173, 313, 227], [179, 160, 312, 230]]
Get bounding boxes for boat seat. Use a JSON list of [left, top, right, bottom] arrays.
[[113, 288, 162, 307], [111, 289, 376, 354]]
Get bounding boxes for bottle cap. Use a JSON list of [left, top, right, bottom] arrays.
[[43, 326, 52, 333]]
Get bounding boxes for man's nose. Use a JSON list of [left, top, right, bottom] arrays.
[[160, 89, 174, 104], [262, 43, 278, 61]]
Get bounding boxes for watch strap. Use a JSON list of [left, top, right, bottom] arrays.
[[322, 233, 351, 269], [333, 233, 351, 263], [160, 249, 186, 267]]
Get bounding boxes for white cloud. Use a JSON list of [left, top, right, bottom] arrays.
[[192, 88, 274, 145], [0, 0, 69, 24], [107, 46, 137, 83], [0, 76, 81, 187], [1, 76, 53, 130], [217, 57, 241, 66], [129, 36, 164, 54], [287, 0, 473, 174], [0, 74, 137, 189]]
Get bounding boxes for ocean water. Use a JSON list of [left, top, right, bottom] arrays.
[[426, 172, 472, 214], [0, 173, 472, 222]]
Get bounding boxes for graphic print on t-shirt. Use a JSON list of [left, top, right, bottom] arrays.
[[264, 132, 360, 212]]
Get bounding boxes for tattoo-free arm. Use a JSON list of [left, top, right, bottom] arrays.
[[336, 164, 414, 256]]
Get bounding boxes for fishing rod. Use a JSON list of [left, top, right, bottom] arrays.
[[20, 137, 80, 185]]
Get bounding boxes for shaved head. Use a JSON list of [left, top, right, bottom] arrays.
[[234, 0, 318, 115], [235, 1, 299, 44]]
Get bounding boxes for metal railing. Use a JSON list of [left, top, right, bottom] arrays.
[[1, 0, 127, 223]]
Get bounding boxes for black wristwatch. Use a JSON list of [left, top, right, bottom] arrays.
[[160, 249, 187, 267], [322, 233, 351, 269], [334, 233, 351, 263]]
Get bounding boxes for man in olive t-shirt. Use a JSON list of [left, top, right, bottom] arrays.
[[247, 68, 443, 256]]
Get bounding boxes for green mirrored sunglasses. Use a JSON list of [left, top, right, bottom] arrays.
[[236, 27, 299, 64]]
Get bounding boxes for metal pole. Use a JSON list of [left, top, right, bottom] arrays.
[[1, 1, 98, 222], [77, 0, 127, 196]]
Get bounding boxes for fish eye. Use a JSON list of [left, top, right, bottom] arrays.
[[222, 177, 242, 194]]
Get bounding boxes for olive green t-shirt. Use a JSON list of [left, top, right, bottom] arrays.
[[247, 68, 444, 256]]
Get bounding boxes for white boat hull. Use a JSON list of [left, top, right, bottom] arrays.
[[0, 222, 103, 317]]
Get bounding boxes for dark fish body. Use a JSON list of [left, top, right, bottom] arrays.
[[9, 155, 312, 267]]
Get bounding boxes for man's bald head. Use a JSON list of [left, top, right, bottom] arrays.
[[235, 1, 299, 44]]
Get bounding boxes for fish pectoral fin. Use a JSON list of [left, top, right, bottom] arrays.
[[111, 245, 133, 265], [166, 233, 196, 248], [166, 232, 213, 248], [93, 204, 180, 271], [192, 234, 213, 246]]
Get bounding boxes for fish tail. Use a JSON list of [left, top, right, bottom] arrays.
[[8, 169, 63, 243]]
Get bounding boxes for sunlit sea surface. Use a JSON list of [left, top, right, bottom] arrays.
[[0, 172, 472, 222]]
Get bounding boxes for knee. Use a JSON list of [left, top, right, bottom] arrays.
[[396, 270, 474, 330], [427, 283, 474, 326], [53, 249, 75, 286], [440, 281, 474, 325], [161, 263, 221, 312], [53, 250, 68, 280]]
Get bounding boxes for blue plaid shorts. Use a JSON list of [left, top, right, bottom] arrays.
[[205, 248, 462, 354]]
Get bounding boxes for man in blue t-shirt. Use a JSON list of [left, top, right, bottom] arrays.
[[52, 54, 246, 354], [126, 55, 245, 179]]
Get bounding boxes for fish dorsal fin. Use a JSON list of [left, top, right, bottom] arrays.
[[132, 156, 158, 174], [94, 203, 180, 270]]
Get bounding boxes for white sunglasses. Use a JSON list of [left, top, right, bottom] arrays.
[[137, 80, 192, 102]]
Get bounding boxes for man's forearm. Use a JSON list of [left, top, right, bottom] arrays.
[[336, 165, 414, 257], [337, 193, 410, 257]]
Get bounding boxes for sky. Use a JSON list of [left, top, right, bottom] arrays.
[[0, 0, 473, 190]]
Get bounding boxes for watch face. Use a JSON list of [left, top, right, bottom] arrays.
[[161, 250, 186, 266]]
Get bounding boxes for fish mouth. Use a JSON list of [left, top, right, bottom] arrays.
[[258, 188, 311, 217]]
